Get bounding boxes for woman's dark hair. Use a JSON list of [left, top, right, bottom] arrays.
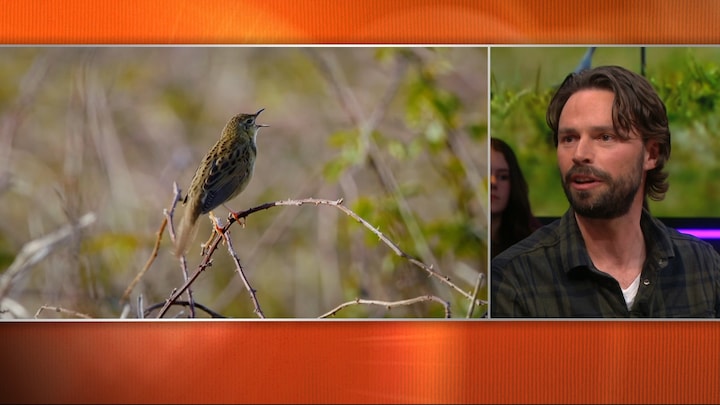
[[545, 65, 671, 201], [491, 137, 542, 258]]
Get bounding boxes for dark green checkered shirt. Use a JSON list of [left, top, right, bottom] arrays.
[[491, 209, 720, 318]]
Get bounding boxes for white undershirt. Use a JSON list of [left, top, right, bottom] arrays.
[[621, 273, 642, 310]]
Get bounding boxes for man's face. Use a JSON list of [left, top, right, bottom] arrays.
[[556, 89, 656, 219]]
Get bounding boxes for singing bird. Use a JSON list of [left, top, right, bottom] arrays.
[[175, 109, 268, 256]]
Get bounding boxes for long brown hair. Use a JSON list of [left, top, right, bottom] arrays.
[[491, 137, 542, 258]]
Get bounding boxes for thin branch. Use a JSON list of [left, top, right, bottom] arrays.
[[119, 182, 192, 312], [167, 182, 196, 317], [218, 220, 265, 318], [166, 182, 183, 240], [155, 197, 485, 318], [119, 216, 166, 304], [302, 199, 482, 305], [155, 200, 276, 318], [155, 261, 212, 318], [319, 295, 451, 318], [137, 295, 144, 319], [466, 271, 487, 318], [144, 300, 226, 318], [34, 305, 92, 319], [254, 198, 484, 306]]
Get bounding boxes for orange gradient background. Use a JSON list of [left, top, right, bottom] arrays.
[[3, 321, 720, 404], [0, 0, 719, 44], [2, 1, 720, 404]]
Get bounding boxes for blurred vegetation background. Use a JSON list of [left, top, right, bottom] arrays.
[[491, 46, 720, 218], [0, 47, 488, 319]]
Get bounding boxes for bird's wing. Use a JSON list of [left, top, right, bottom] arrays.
[[199, 154, 251, 214]]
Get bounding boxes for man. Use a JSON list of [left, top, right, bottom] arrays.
[[491, 65, 720, 318]]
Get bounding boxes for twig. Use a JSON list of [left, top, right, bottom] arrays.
[[167, 183, 196, 317], [137, 295, 144, 319], [119, 216, 166, 304], [466, 271, 487, 318], [156, 197, 484, 318], [219, 226, 265, 318], [156, 261, 212, 318], [144, 300, 226, 318], [269, 198, 485, 305], [34, 305, 92, 319], [166, 182, 182, 240], [119, 182, 193, 314], [301, 199, 482, 305], [319, 295, 451, 318]]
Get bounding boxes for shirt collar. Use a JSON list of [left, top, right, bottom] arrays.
[[560, 208, 675, 274]]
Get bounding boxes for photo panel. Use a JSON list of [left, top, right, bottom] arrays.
[[0, 46, 489, 319]]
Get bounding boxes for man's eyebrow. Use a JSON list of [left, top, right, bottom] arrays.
[[558, 125, 615, 133]]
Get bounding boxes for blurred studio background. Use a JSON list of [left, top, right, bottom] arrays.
[[0, 47, 489, 318]]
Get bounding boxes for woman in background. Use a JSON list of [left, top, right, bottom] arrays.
[[490, 137, 542, 258]]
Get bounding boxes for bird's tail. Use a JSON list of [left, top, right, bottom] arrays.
[[175, 203, 201, 257]]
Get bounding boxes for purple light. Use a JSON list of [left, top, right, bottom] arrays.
[[677, 229, 720, 239]]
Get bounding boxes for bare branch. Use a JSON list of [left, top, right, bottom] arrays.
[[155, 261, 212, 318], [156, 196, 485, 318], [34, 305, 92, 319], [144, 300, 226, 318], [466, 271, 487, 318], [119, 217, 166, 304], [119, 182, 186, 306], [218, 223, 265, 318], [168, 182, 196, 317], [319, 295, 451, 318]]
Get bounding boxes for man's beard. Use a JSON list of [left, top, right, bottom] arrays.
[[561, 156, 643, 219]]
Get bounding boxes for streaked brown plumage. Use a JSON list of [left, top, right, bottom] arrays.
[[175, 109, 268, 256]]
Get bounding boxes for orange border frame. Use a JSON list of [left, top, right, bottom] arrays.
[[2, 1, 720, 403]]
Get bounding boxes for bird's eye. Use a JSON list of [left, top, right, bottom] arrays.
[[245, 118, 254, 125]]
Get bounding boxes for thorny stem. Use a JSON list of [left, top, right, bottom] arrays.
[[155, 197, 485, 318], [320, 295, 451, 318], [219, 226, 265, 318]]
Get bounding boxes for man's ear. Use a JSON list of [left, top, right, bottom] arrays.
[[644, 139, 660, 171]]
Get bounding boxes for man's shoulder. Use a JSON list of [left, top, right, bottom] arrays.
[[667, 227, 720, 256], [646, 214, 720, 260], [492, 218, 566, 266]]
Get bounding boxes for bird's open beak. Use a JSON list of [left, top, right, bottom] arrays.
[[255, 108, 269, 127]]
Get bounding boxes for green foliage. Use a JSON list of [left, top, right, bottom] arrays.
[[322, 47, 488, 317]]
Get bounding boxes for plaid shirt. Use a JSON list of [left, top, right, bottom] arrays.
[[491, 209, 720, 318]]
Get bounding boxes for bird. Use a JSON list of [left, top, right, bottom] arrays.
[[573, 46, 597, 73], [175, 109, 268, 256]]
